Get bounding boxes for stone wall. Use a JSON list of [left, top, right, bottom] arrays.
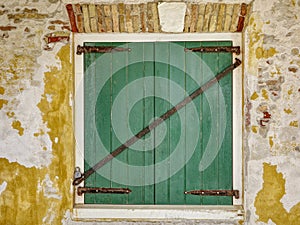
[[0, 0, 299, 225]]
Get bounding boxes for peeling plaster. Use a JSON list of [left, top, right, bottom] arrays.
[[255, 162, 300, 225]]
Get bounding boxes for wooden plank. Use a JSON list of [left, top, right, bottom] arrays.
[[110, 42, 128, 204], [185, 41, 203, 205], [216, 41, 233, 205], [127, 43, 145, 204], [154, 42, 170, 204], [94, 42, 113, 204], [143, 42, 155, 204], [201, 41, 220, 205], [168, 42, 186, 204], [83, 42, 96, 203]]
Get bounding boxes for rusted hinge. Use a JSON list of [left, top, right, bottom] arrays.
[[184, 189, 239, 199], [76, 45, 131, 55], [185, 46, 240, 55], [77, 187, 132, 196]]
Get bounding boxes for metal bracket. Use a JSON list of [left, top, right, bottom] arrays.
[[76, 45, 131, 55], [77, 187, 132, 196], [185, 46, 240, 55], [184, 189, 239, 199]]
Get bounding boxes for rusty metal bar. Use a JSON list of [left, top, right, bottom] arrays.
[[76, 45, 131, 55], [184, 190, 239, 199], [73, 58, 242, 186], [185, 46, 240, 55], [77, 187, 132, 196]]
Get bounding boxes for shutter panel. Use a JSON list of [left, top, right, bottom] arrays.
[[83, 41, 233, 205]]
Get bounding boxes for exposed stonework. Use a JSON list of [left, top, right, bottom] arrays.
[[66, 2, 251, 33]]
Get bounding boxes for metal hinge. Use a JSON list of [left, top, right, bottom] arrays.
[[185, 46, 240, 55], [184, 189, 239, 199], [76, 45, 131, 55], [77, 187, 132, 196]]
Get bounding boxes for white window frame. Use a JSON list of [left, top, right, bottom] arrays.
[[73, 33, 244, 221]]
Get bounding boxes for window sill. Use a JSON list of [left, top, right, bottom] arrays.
[[72, 204, 244, 222]]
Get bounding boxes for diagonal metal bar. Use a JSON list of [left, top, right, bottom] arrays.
[[73, 58, 242, 186]]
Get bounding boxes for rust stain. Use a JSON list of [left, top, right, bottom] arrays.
[[0, 99, 8, 110], [0, 26, 17, 31], [256, 47, 277, 59], [269, 136, 274, 148], [289, 121, 298, 127], [0, 86, 5, 95], [6, 112, 15, 118], [262, 89, 269, 100], [251, 125, 258, 133], [255, 163, 300, 225], [284, 108, 293, 114], [250, 91, 259, 100], [11, 120, 24, 136]]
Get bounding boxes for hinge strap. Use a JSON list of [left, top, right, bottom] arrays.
[[184, 190, 239, 199], [76, 45, 131, 55], [77, 187, 132, 196], [185, 46, 240, 55]]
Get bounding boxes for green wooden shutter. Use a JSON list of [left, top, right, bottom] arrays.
[[83, 41, 233, 205]]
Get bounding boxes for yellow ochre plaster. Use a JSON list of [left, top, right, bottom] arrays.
[[11, 120, 24, 136], [255, 163, 300, 225], [0, 44, 73, 225]]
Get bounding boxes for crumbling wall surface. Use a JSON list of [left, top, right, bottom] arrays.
[[0, 0, 300, 225], [245, 0, 300, 224], [0, 0, 73, 224]]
